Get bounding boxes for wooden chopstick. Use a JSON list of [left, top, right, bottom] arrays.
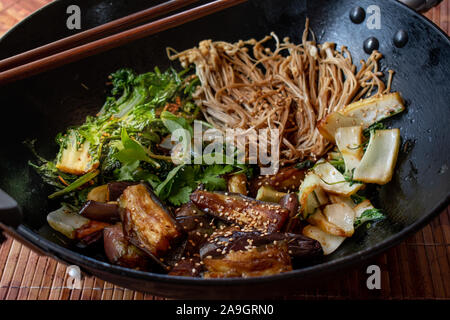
[[0, 0, 247, 85], [0, 0, 200, 72]]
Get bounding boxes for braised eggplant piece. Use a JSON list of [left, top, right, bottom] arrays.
[[108, 181, 138, 201], [175, 202, 216, 257], [283, 233, 323, 259], [177, 215, 214, 257], [176, 215, 211, 232], [119, 184, 181, 259], [199, 229, 322, 261], [200, 228, 265, 259], [168, 256, 202, 277], [279, 194, 299, 216], [175, 201, 205, 217], [103, 223, 150, 269], [249, 167, 306, 196], [279, 194, 300, 233], [80, 200, 120, 222], [202, 243, 292, 278], [190, 190, 289, 233]]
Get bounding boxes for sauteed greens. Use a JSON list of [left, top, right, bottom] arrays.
[[30, 68, 248, 208]]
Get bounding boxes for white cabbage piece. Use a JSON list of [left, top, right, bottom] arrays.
[[353, 129, 401, 184], [312, 161, 363, 196], [302, 225, 346, 255], [335, 126, 363, 174], [47, 206, 90, 239]]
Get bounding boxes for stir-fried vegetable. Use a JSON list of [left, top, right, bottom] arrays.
[[317, 112, 359, 144], [302, 225, 346, 255], [47, 205, 109, 243], [340, 92, 405, 126], [103, 223, 150, 269], [353, 129, 401, 184], [317, 92, 404, 143], [48, 170, 100, 199], [119, 184, 181, 260], [335, 126, 364, 174], [47, 206, 90, 239], [312, 161, 363, 196], [227, 173, 248, 195], [322, 203, 355, 237], [256, 185, 287, 203], [297, 93, 404, 255], [298, 173, 328, 218], [56, 130, 99, 175], [190, 190, 290, 233], [30, 68, 251, 208]]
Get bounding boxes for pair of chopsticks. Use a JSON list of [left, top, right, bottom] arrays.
[[0, 0, 247, 85]]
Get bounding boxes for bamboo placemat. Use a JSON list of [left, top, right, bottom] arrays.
[[0, 0, 449, 300]]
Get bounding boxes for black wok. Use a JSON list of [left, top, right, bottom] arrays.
[[0, 0, 449, 299]]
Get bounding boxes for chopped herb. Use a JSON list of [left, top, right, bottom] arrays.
[[354, 208, 385, 228]]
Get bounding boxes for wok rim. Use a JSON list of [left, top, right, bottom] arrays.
[[1, 0, 449, 289]]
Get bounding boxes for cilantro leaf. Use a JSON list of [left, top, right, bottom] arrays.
[[168, 186, 193, 206], [198, 164, 234, 190], [114, 128, 160, 168], [155, 165, 185, 198], [115, 160, 140, 181], [161, 111, 193, 136], [177, 165, 200, 189]]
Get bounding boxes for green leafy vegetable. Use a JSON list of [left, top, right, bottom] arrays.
[[198, 164, 234, 190], [354, 208, 385, 228], [154, 163, 241, 205], [363, 122, 386, 138], [114, 128, 160, 168], [155, 165, 185, 198], [161, 111, 194, 136], [26, 140, 78, 189], [114, 160, 140, 181], [29, 66, 250, 207], [168, 186, 193, 206]]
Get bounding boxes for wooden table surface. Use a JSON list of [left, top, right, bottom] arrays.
[[0, 0, 449, 300]]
